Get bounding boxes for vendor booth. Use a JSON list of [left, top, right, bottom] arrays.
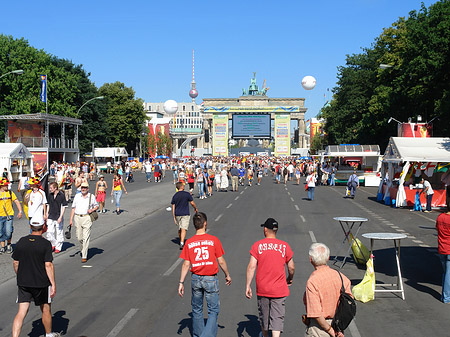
[[322, 144, 382, 186], [379, 137, 450, 208], [94, 147, 129, 172], [0, 143, 34, 182]]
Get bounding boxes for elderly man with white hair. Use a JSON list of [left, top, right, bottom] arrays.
[[303, 243, 351, 337]]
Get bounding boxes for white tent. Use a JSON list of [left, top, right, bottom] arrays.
[[383, 137, 450, 163], [381, 137, 450, 207], [0, 143, 34, 181], [94, 147, 128, 159]]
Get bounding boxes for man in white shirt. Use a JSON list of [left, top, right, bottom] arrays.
[[144, 161, 152, 183], [69, 182, 99, 263], [420, 176, 434, 213]]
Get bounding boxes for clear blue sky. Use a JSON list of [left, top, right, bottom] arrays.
[[2, 0, 436, 121]]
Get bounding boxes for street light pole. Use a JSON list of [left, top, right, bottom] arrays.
[[0, 69, 24, 80], [77, 96, 104, 115]]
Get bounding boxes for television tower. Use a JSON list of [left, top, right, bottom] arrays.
[[189, 49, 198, 103]]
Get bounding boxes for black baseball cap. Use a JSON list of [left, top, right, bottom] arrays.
[[261, 218, 279, 230]]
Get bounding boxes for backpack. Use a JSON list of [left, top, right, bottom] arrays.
[[331, 270, 356, 333]]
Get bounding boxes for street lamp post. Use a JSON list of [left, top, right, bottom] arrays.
[[76, 96, 104, 115], [0, 69, 24, 80]]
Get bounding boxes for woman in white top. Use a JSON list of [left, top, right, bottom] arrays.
[[220, 167, 229, 191], [306, 172, 317, 201]]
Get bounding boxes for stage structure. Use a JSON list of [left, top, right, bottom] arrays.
[[202, 74, 307, 156]]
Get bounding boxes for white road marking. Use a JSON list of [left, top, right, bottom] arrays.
[[348, 320, 362, 337], [309, 231, 317, 243], [163, 258, 183, 276], [395, 229, 406, 232], [290, 197, 294, 202], [413, 240, 423, 244], [300, 215, 306, 222], [390, 226, 399, 228], [106, 308, 139, 337], [235, 196, 239, 200], [215, 214, 223, 222], [245, 187, 248, 190], [81, 265, 92, 268], [420, 244, 430, 248], [294, 205, 299, 211], [408, 235, 416, 239], [240, 191, 244, 195], [226, 203, 232, 209], [287, 191, 291, 195]]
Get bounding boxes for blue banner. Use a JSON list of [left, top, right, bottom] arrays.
[[40, 75, 47, 103]]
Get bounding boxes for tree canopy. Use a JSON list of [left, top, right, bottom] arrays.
[[320, 0, 450, 149], [0, 35, 146, 154]]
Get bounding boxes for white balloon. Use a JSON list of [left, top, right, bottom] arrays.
[[301, 76, 317, 90], [163, 100, 178, 115]]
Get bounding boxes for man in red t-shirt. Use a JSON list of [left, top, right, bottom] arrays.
[[246, 218, 295, 337], [436, 202, 450, 303], [178, 212, 232, 337]]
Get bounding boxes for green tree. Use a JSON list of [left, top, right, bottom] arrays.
[[98, 82, 146, 153], [156, 132, 172, 156]]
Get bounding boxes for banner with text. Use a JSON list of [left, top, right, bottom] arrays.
[[274, 114, 290, 156], [213, 114, 228, 156]]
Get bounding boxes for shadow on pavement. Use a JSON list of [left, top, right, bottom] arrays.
[[236, 314, 260, 337], [87, 247, 104, 260], [177, 313, 225, 336], [28, 310, 69, 337]]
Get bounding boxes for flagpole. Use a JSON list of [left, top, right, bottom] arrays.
[[46, 74, 48, 114]]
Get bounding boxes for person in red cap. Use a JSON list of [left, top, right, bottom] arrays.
[[245, 218, 295, 337], [0, 177, 23, 254]]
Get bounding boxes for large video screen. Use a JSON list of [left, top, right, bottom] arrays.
[[232, 114, 271, 139]]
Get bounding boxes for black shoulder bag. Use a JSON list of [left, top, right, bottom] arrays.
[[331, 270, 356, 333]]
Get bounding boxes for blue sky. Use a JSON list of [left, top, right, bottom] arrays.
[[2, 0, 436, 121]]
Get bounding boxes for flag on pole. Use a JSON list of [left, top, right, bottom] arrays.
[[40, 75, 47, 103]]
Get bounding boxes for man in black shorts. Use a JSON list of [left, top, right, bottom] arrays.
[[11, 220, 60, 337]]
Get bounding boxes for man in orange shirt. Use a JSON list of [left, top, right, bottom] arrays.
[[303, 243, 351, 337]]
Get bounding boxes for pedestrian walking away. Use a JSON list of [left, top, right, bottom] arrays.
[[178, 212, 232, 337], [303, 243, 351, 337], [246, 218, 295, 337], [69, 182, 99, 263], [0, 178, 23, 254], [436, 201, 450, 303], [46, 182, 68, 254], [11, 220, 61, 337], [171, 181, 198, 249], [347, 170, 359, 199]]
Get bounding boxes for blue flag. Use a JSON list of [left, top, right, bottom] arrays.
[[40, 75, 47, 103]]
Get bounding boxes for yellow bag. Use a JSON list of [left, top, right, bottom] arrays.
[[352, 258, 375, 303], [349, 233, 370, 265]]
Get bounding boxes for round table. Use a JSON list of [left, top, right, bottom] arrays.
[[333, 217, 369, 268], [362, 232, 407, 300]]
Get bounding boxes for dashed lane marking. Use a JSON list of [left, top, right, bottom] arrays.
[[309, 231, 317, 243], [163, 259, 183, 276], [235, 196, 239, 200], [290, 197, 294, 202], [287, 191, 291, 195], [300, 215, 306, 222], [420, 244, 431, 248], [240, 191, 244, 195], [413, 240, 423, 244], [215, 214, 223, 222], [294, 205, 299, 211], [226, 203, 232, 209], [106, 308, 139, 337], [348, 320, 362, 337]]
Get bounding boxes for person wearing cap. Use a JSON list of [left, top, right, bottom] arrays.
[[0, 178, 23, 254], [26, 177, 48, 225], [95, 175, 108, 213], [246, 218, 295, 337], [46, 182, 68, 254], [69, 182, 99, 263], [178, 212, 232, 337], [11, 220, 61, 337]]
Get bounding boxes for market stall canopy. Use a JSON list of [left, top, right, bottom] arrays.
[[383, 137, 450, 163], [323, 144, 380, 157], [0, 143, 33, 159], [94, 147, 128, 158]]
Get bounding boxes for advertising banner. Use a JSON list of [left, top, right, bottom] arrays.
[[397, 123, 431, 137], [274, 114, 290, 156], [213, 114, 228, 156], [40, 75, 47, 103], [31, 151, 48, 174]]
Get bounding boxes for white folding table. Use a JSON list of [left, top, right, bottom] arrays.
[[333, 217, 369, 268]]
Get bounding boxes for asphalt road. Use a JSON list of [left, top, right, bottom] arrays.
[[0, 172, 448, 337]]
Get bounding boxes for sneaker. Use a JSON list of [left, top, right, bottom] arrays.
[[54, 249, 61, 254], [6, 245, 13, 254], [179, 242, 184, 250], [0, 247, 5, 254]]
